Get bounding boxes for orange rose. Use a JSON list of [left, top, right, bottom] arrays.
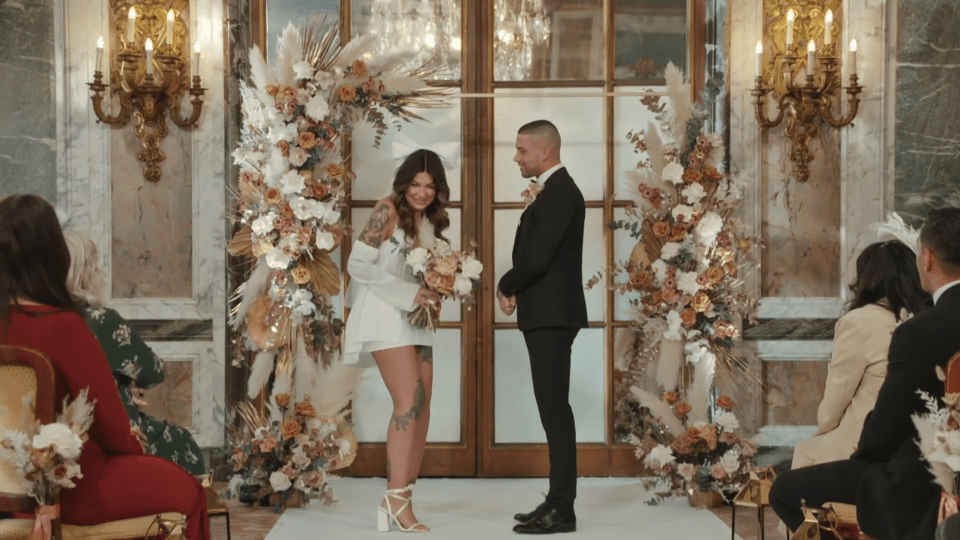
[[682, 168, 703, 184], [671, 435, 692, 455], [299, 170, 314, 186], [312, 183, 329, 199], [260, 437, 278, 453], [337, 84, 357, 102], [295, 401, 316, 417], [661, 391, 678, 404], [737, 238, 751, 251], [703, 166, 723, 181], [685, 426, 701, 440], [280, 202, 294, 217], [650, 291, 663, 305], [276, 140, 290, 157], [691, 291, 712, 313], [679, 309, 697, 328], [629, 270, 650, 289], [290, 266, 311, 285], [652, 221, 670, 238], [326, 162, 344, 179], [705, 266, 724, 286], [278, 85, 298, 102], [298, 131, 317, 149], [264, 187, 282, 205], [275, 393, 291, 407], [281, 420, 301, 440], [723, 262, 737, 277], [670, 225, 687, 241], [673, 402, 692, 416], [351, 59, 368, 77], [265, 85, 280, 96], [716, 395, 735, 409]]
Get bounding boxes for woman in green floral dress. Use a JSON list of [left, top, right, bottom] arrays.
[[64, 231, 205, 475]]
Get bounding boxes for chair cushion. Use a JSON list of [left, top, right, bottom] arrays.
[[0, 519, 31, 540], [0, 366, 37, 496], [61, 512, 185, 540]]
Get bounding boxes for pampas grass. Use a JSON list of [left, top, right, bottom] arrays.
[[274, 23, 302, 86], [293, 334, 319, 401], [247, 351, 276, 399], [645, 121, 666, 177], [688, 354, 716, 424], [664, 63, 692, 148], [230, 262, 271, 329], [308, 354, 361, 420], [656, 340, 683, 393]]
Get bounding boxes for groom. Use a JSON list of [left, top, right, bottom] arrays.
[[497, 120, 588, 534]]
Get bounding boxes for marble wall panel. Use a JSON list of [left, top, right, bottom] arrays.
[[142, 359, 194, 429], [762, 360, 828, 426], [0, 0, 57, 201], [894, 0, 960, 225]]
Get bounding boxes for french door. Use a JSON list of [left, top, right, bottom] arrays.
[[252, 0, 705, 478]]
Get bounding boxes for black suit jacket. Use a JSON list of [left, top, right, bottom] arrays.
[[497, 167, 588, 332], [851, 284, 960, 539]]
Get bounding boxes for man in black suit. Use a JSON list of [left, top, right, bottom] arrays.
[[769, 207, 960, 540], [497, 120, 588, 534]]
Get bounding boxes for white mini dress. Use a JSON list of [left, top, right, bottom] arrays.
[[342, 227, 432, 365]]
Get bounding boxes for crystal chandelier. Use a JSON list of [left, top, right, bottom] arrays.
[[367, 0, 462, 79], [494, 0, 551, 80]]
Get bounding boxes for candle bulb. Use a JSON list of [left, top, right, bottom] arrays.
[[824, 10, 833, 46], [849, 38, 858, 76], [786, 9, 795, 48], [807, 40, 816, 76], [145, 38, 154, 76], [126, 7, 136, 44], [193, 41, 201, 78], [755, 41, 763, 77], [95, 36, 104, 72], [166, 10, 174, 46]]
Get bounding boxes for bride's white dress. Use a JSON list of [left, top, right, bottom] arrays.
[[343, 227, 432, 365]]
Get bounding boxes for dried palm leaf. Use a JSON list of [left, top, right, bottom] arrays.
[[304, 249, 341, 295], [227, 225, 253, 258]]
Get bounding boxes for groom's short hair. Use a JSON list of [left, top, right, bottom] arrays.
[[518, 120, 561, 150], [920, 207, 960, 275]]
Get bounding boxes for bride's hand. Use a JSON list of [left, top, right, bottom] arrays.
[[416, 288, 441, 308]]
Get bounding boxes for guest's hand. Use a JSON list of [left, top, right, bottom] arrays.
[[131, 427, 148, 452], [131, 384, 147, 409]]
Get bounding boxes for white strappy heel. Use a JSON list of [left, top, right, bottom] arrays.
[[377, 484, 430, 533]]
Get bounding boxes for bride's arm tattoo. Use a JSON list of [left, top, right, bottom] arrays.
[[359, 201, 392, 248]]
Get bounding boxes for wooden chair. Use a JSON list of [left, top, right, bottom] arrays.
[[196, 475, 230, 540], [0, 345, 185, 540]]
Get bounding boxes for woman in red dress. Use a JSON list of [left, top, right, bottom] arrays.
[[0, 194, 209, 540]]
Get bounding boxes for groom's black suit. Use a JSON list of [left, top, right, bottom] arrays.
[[498, 167, 588, 516], [770, 283, 960, 540]]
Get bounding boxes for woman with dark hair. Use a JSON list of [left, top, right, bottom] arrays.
[[790, 240, 932, 469], [0, 194, 209, 540], [343, 149, 451, 532]]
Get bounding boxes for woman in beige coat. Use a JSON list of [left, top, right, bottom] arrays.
[[791, 240, 932, 469]]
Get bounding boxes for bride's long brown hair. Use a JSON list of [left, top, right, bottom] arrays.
[[389, 149, 451, 243]]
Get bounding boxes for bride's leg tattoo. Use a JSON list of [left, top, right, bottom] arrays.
[[392, 378, 426, 431], [415, 345, 433, 365]]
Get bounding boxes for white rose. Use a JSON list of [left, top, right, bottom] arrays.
[[682, 182, 706, 204], [315, 70, 335, 91], [643, 444, 676, 469], [672, 204, 695, 222], [33, 423, 83, 460], [461, 256, 483, 280], [252, 212, 277, 236], [267, 122, 298, 144], [677, 270, 700, 296], [720, 449, 741, 475], [453, 274, 474, 297], [662, 161, 685, 184], [651, 259, 668, 282], [664, 310, 683, 340], [280, 170, 305, 195], [289, 197, 315, 221], [265, 247, 293, 269], [315, 231, 335, 250], [288, 147, 309, 167], [406, 247, 430, 274], [695, 211, 724, 247], [310, 201, 331, 221], [269, 470, 292, 492], [660, 242, 682, 260], [716, 411, 740, 433], [305, 95, 330, 122]]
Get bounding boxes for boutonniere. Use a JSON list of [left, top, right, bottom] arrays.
[[521, 179, 542, 207]]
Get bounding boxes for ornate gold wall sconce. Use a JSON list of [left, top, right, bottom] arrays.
[[753, 2, 862, 182], [88, 0, 205, 183]]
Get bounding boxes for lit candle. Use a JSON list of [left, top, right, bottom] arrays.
[[95, 36, 104, 72], [126, 7, 136, 44], [807, 41, 815, 76], [166, 10, 174, 46], [824, 10, 833, 46], [755, 41, 763, 77], [849, 38, 858, 75], [193, 41, 201, 78], [786, 9, 795, 48], [145, 38, 154, 76]]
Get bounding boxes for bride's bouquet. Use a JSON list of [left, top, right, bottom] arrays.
[[404, 239, 482, 330]]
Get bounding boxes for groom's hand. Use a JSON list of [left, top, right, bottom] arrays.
[[498, 292, 517, 316]]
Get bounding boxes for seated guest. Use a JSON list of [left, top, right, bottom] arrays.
[[64, 230, 206, 475], [770, 207, 960, 540], [792, 240, 931, 469], [0, 194, 209, 540]]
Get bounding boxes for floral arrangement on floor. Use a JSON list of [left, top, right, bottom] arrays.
[[227, 15, 449, 496], [631, 393, 755, 502], [590, 63, 760, 495], [404, 236, 483, 330], [225, 399, 357, 512]]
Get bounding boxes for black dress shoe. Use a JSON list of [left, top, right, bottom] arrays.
[[512, 508, 576, 534], [514, 501, 550, 524]]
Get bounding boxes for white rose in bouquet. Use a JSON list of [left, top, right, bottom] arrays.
[[660, 242, 682, 260], [720, 449, 741, 475], [315, 230, 335, 250], [461, 255, 483, 280], [644, 444, 676, 469], [715, 411, 740, 432], [33, 423, 82, 460], [662, 161, 685, 184], [453, 274, 474, 297], [406, 247, 430, 274], [677, 270, 700, 296], [270, 470, 292, 492]]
